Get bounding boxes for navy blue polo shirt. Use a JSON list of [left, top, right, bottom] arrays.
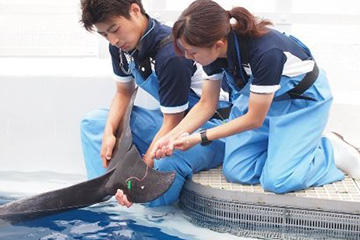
[[109, 16, 204, 114], [203, 29, 316, 94]]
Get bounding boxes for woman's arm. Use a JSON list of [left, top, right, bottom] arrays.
[[208, 92, 274, 139], [173, 92, 274, 151], [171, 80, 222, 137]]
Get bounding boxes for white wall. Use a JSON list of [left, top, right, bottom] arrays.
[[0, 59, 112, 175]]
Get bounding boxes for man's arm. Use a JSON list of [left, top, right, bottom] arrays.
[[143, 53, 195, 166], [150, 80, 221, 159], [143, 111, 185, 167], [101, 81, 135, 168]]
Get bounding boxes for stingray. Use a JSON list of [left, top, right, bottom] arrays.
[[0, 88, 175, 223]]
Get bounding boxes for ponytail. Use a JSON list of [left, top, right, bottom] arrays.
[[228, 7, 272, 37], [172, 0, 272, 52]]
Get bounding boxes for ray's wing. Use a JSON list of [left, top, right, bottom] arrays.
[[0, 88, 175, 223]]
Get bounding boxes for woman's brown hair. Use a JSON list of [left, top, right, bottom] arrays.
[[172, 0, 272, 54]]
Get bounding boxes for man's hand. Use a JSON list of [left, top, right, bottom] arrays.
[[100, 133, 116, 168], [150, 135, 175, 160], [115, 189, 133, 208], [143, 154, 154, 168]]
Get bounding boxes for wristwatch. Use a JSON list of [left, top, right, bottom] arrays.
[[200, 129, 212, 146]]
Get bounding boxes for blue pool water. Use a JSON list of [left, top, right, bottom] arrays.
[[0, 196, 250, 240], [0, 172, 250, 240], [0, 197, 185, 240]]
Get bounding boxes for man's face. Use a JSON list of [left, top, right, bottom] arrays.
[[95, 10, 143, 52]]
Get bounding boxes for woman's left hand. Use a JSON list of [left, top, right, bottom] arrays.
[[173, 132, 201, 151]]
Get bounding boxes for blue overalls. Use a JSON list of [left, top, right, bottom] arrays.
[[221, 34, 344, 193], [81, 58, 227, 206]]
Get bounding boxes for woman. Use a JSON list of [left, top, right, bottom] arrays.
[[151, 0, 360, 193]]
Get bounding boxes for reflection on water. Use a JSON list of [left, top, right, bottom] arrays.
[[0, 171, 250, 240], [0, 198, 184, 240]]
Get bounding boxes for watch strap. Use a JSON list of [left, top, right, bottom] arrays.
[[200, 129, 212, 146]]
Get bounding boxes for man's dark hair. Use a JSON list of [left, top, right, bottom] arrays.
[[80, 0, 146, 32]]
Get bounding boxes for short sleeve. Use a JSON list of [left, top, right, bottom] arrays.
[[250, 48, 286, 94], [156, 56, 194, 114]]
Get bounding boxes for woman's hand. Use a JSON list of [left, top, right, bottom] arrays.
[[100, 133, 117, 168], [173, 132, 201, 151]]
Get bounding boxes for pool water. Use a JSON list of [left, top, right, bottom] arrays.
[[0, 189, 250, 240], [0, 197, 185, 240]]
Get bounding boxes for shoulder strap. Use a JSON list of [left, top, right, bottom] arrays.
[[137, 34, 173, 79], [158, 34, 173, 50]]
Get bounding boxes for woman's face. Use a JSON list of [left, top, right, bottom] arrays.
[[179, 38, 222, 66]]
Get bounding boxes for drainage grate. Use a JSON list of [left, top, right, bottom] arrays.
[[179, 166, 360, 240]]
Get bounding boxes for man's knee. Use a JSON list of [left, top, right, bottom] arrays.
[[80, 109, 108, 132], [154, 154, 192, 177]]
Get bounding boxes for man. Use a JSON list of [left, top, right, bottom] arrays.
[[80, 0, 229, 207]]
